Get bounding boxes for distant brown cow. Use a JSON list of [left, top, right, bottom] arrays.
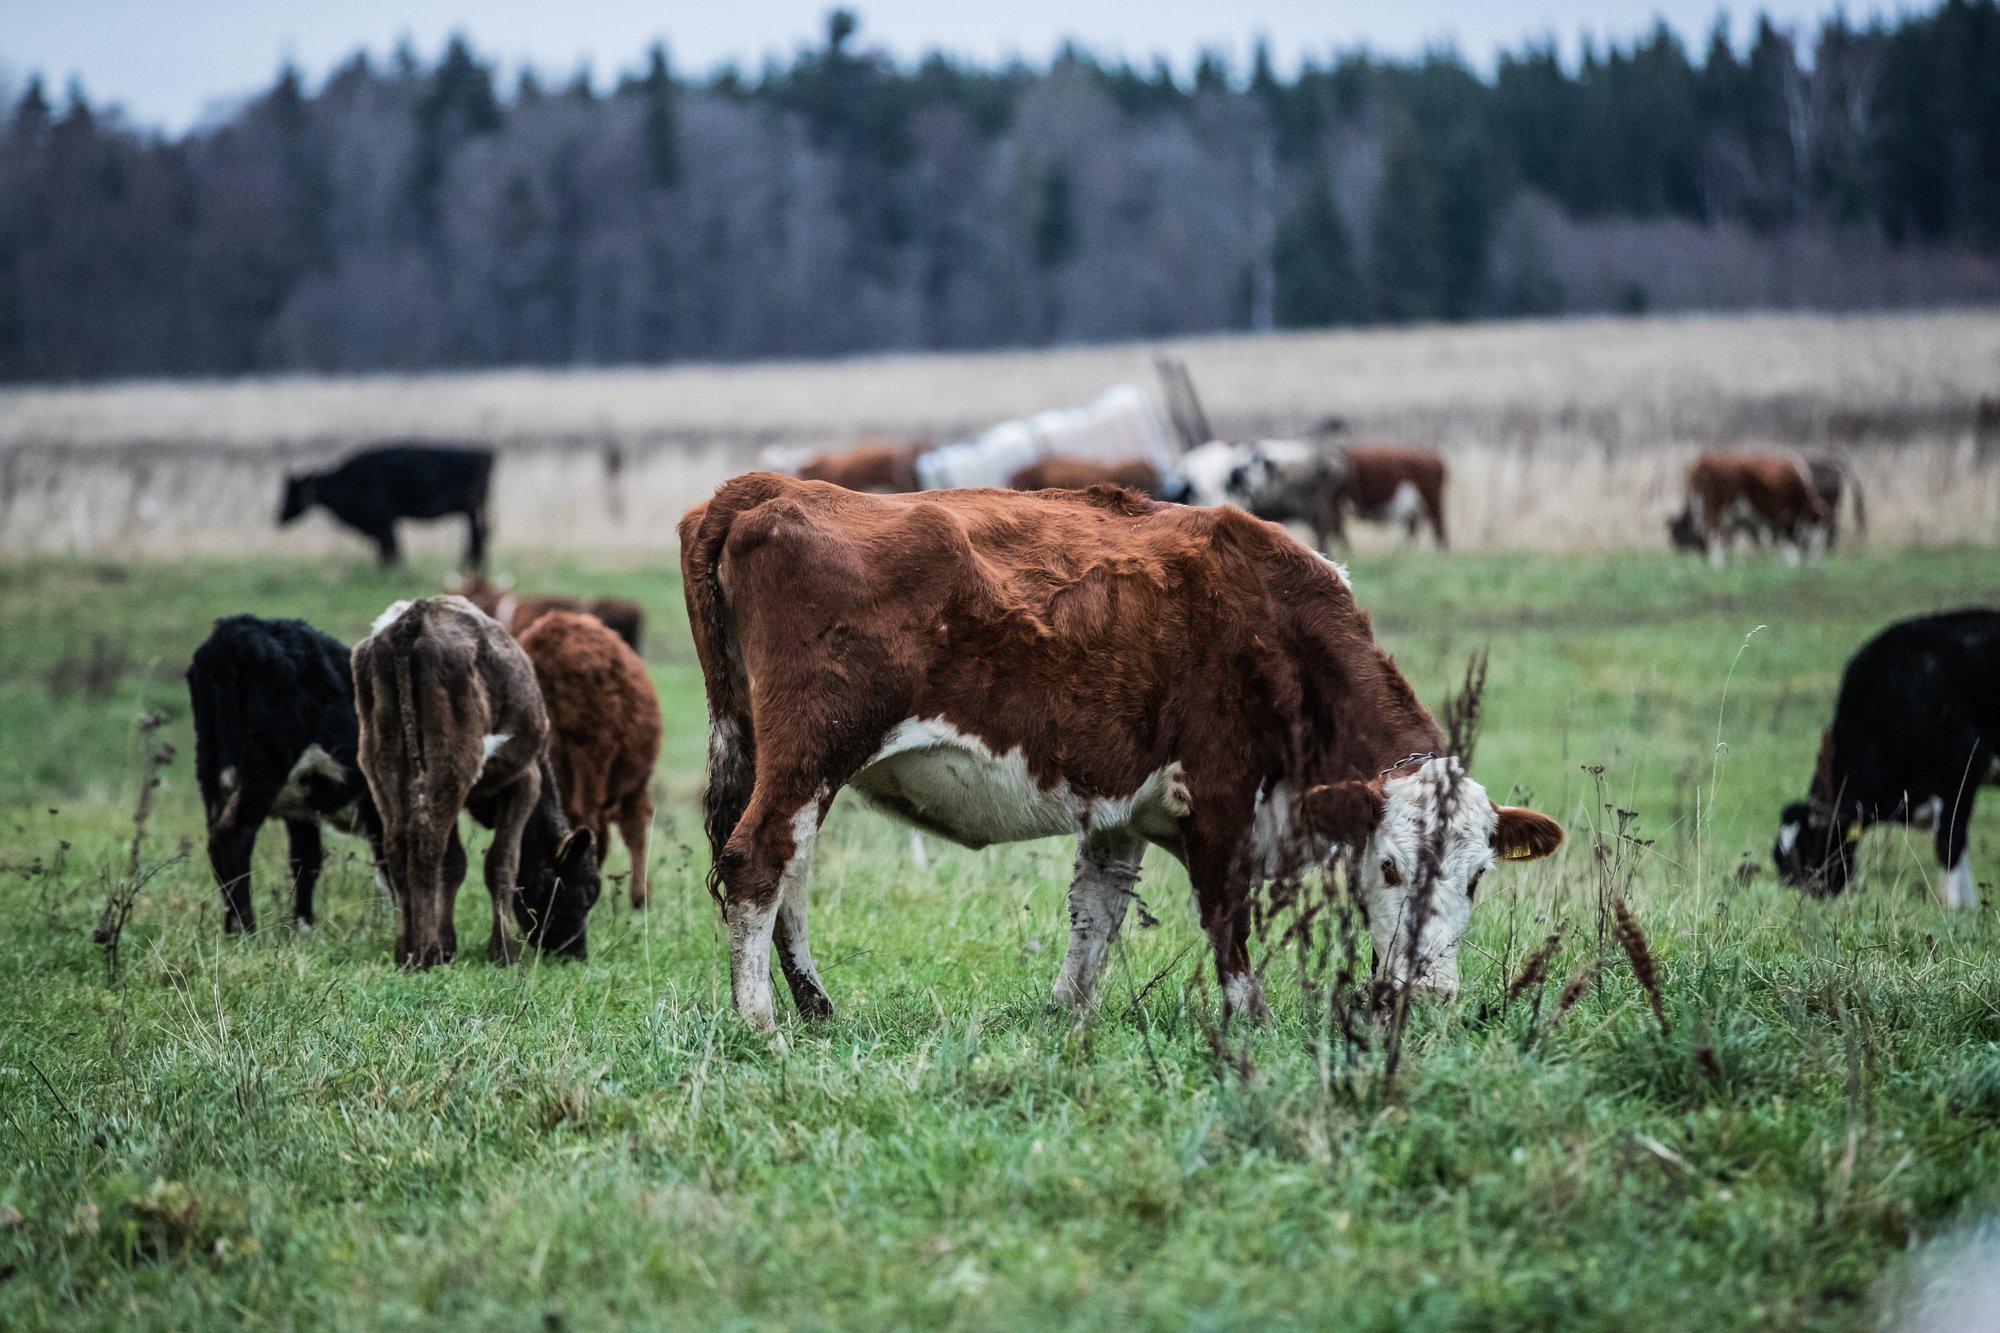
[[1332, 446, 1448, 547], [451, 575, 645, 654], [518, 611, 663, 909], [352, 596, 599, 967], [680, 474, 1561, 1032], [1667, 452, 1831, 564], [796, 443, 923, 493], [1008, 456, 1164, 497]]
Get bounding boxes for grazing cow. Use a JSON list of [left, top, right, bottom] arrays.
[[1008, 456, 1165, 497], [280, 444, 494, 570], [794, 443, 924, 494], [1330, 446, 1449, 548], [1667, 452, 1830, 565], [352, 597, 599, 966], [188, 615, 380, 933], [1775, 609, 2000, 907], [517, 611, 663, 909], [680, 474, 1562, 1031], [1167, 440, 1347, 551], [1804, 454, 1866, 551], [450, 574, 646, 653]]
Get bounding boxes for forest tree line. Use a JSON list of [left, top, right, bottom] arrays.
[[3, 3, 1999, 382]]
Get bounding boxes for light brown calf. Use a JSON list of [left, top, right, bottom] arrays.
[[352, 596, 599, 966], [451, 575, 645, 654], [517, 611, 663, 909]]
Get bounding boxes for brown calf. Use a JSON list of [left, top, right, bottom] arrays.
[[352, 596, 599, 966], [1668, 452, 1831, 564], [681, 474, 1560, 1032], [1008, 456, 1164, 497], [796, 443, 924, 493], [451, 575, 645, 654], [517, 611, 663, 909], [1332, 446, 1449, 547]]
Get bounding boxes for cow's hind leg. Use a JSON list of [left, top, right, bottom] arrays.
[[465, 506, 488, 573], [619, 791, 652, 910], [1938, 794, 1980, 910], [773, 809, 831, 1022], [719, 781, 825, 1031], [481, 768, 540, 963], [284, 819, 323, 930], [1052, 831, 1143, 1011]]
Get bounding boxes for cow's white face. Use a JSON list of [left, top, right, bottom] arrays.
[[1304, 756, 1563, 1000], [1358, 761, 1497, 999]]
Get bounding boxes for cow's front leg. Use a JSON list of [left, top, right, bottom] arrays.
[[481, 768, 539, 963], [285, 819, 323, 929], [1186, 823, 1270, 1026], [1052, 831, 1143, 1011]]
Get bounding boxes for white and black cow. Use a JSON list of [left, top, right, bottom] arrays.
[[188, 615, 381, 932], [1775, 608, 2000, 907], [279, 443, 494, 570]]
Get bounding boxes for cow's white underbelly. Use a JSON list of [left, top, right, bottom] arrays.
[[849, 718, 1188, 848]]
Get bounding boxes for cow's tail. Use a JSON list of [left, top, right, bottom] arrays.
[[679, 491, 762, 905], [358, 609, 455, 944], [187, 642, 242, 829]]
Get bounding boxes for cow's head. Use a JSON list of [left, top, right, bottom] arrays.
[[1302, 756, 1562, 999], [1665, 508, 1703, 553], [278, 472, 318, 524], [514, 827, 601, 960], [1774, 798, 1858, 896]]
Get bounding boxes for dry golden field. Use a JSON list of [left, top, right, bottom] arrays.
[[2, 309, 1996, 556]]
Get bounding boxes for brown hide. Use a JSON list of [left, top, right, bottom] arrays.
[[795, 443, 924, 493], [1008, 456, 1164, 497], [518, 611, 664, 909]]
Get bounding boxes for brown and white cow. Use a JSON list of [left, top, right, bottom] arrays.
[[1008, 456, 1165, 498], [517, 611, 663, 909], [451, 574, 647, 654], [1668, 452, 1832, 565], [352, 596, 598, 967], [680, 474, 1561, 1031], [794, 443, 924, 494], [1331, 446, 1449, 548]]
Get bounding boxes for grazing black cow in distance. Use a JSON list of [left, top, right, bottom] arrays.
[[1775, 609, 2000, 907], [279, 444, 494, 569], [188, 615, 382, 932]]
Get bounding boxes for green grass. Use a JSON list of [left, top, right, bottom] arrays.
[[2, 549, 1998, 1329]]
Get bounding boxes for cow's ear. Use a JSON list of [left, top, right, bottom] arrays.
[[557, 828, 594, 865], [1299, 779, 1385, 848], [1494, 806, 1563, 861]]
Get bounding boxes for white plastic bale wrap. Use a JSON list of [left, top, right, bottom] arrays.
[[916, 384, 1177, 490]]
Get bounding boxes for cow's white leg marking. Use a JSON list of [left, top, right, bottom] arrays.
[[776, 803, 828, 1017], [1051, 833, 1143, 1010], [1944, 854, 1978, 910], [481, 732, 510, 761], [1781, 539, 1803, 567], [1224, 972, 1270, 1022], [907, 829, 930, 872], [730, 801, 817, 1032], [1778, 821, 1800, 855]]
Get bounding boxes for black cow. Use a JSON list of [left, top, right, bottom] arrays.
[[279, 444, 494, 569], [1775, 608, 2000, 906], [188, 616, 381, 931]]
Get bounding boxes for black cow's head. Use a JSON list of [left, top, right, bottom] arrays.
[[515, 828, 600, 960], [278, 473, 318, 524], [1774, 798, 1859, 896], [1665, 508, 1703, 553]]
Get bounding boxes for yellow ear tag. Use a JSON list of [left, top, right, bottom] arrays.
[[1844, 822, 1863, 843]]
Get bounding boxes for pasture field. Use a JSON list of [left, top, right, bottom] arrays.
[[2, 547, 1999, 1328]]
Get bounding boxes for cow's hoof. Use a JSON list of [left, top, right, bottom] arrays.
[[487, 936, 520, 965]]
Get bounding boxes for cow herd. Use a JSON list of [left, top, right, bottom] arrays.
[[189, 431, 1988, 1030]]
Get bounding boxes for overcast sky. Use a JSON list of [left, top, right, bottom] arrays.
[[4, 0, 1920, 133]]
